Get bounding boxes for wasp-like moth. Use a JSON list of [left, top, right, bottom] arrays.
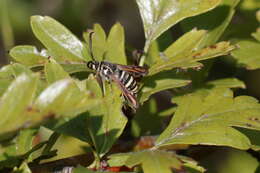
[[86, 32, 148, 109]]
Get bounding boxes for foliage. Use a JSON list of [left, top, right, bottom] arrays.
[[0, 0, 260, 172], [231, 32, 260, 69]]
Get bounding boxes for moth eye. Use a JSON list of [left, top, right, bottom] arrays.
[[87, 61, 93, 69]]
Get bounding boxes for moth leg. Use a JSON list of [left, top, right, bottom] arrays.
[[109, 79, 113, 93], [102, 77, 106, 96]]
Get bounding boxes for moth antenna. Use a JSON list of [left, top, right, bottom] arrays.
[[88, 31, 95, 61]]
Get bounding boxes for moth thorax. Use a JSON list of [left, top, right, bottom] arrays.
[[101, 64, 113, 76]]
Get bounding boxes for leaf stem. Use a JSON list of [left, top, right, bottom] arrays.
[[88, 150, 101, 170], [139, 39, 151, 66], [41, 132, 60, 155]]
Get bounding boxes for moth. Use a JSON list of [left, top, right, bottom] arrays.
[[86, 32, 148, 109]]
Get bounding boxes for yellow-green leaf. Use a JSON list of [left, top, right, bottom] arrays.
[[44, 59, 70, 84], [109, 150, 182, 173], [86, 81, 127, 156], [105, 23, 127, 65], [34, 79, 99, 117], [0, 74, 39, 135], [164, 29, 207, 58], [31, 15, 87, 62], [83, 24, 107, 61], [9, 45, 48, 66], [181, 0, 240, 48], [156, 88, 260, 150], [139, 71, 191, 103], [136, 0, 222, 46], [202, 149, 259, 173], [206, 78, 246, 89], [149, 41, 235, 75], [231, 40, 260, 70]]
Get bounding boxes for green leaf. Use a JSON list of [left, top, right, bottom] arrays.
[[83, 23, 127, 64], [179, 155, 206, 172], [0, 64, 33, 97], [85, 74, 103, 98], [108, 153, 131, 167], [0, 129, 37, 168], [0, 129, 44, 169], [51, 78, 127, 157], [181, 0, 240, 48], [0, 63, 32, 78], [148, 29, 233, 75], [108, 150, 182, 173], [179, 0, 240, 88], [0, 144, 20, 169], [158, 107, 177, 117], [38, 131, 89, 162], [44, 58, 70, 84], [31, 15, 87, 62], [149, 41, 235, 75], [15, 129, 37, 161], [201, 149, 259, 173], [139, 71, 191, 103], [86, 82, 127, 156], [9, 45, 48, 66], [0, 74, 39, 136], [164, 29, 207, 58], [136, 0, 221, 47], [206, 78, 246, 89], [0, 79, 11, 97], [36, 80, 101, 148], [34, 79, 99, 117], [61, 63, 89, 74], [180, 41, 235, 61], [231, 40, 260, 70], [46, 114, 92, 146], [146, 41, 160, 66], [156, 88, 260, 150], [105, 23, 127, 65], [143, 29, 207, 67]]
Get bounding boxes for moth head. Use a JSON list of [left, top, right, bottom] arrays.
[[87, 61, 99, 70]]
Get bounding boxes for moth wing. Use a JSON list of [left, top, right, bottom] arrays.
[[110, 74, 139, 109], [116, 64, 148, 78]]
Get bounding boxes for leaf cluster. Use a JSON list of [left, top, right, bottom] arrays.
[[0, 0, 260, 173]]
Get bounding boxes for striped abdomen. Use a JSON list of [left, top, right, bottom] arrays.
[[117, 70, 138, 94]]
